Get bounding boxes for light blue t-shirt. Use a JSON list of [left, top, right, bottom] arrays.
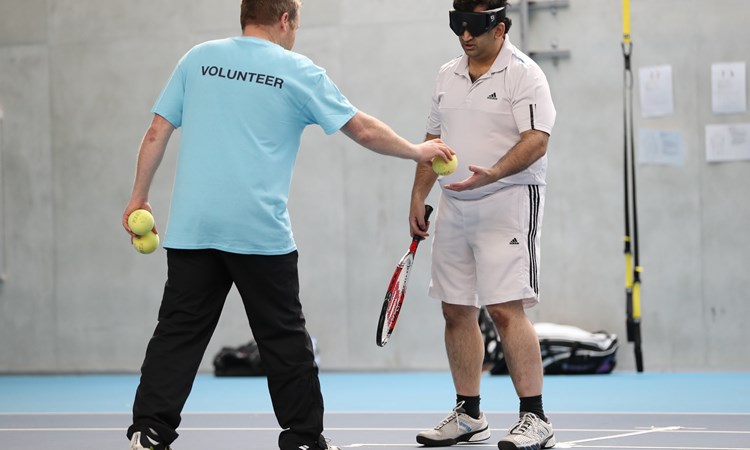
[[152, 37, 357, 254]]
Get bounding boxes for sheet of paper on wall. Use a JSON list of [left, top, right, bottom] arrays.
[[638, 128, 685, 166], [705, 123, 750, 162], [638, 65, 674, 118], [711, 62, 747, 114], [0, 111, 3, 282]]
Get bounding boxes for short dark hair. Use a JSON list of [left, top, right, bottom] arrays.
[[240, 0, 300, 28], [452, 0, 512, 34]]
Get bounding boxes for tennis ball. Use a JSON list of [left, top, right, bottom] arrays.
[[128, 209, 155, 236], [133, 230, 159, 254], [432, 154, 458, 176]]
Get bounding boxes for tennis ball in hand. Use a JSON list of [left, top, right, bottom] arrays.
[[432, 154, 458, 176], [133, 230, 160, 254], [128, 209, 155, 236]]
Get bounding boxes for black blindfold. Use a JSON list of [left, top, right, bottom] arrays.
[[449, 6, 505, 36]]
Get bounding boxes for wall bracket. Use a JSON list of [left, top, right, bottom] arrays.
[[508, 0, 571, 64]]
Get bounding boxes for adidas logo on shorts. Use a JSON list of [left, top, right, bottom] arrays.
[[509, 238, 520, 245]]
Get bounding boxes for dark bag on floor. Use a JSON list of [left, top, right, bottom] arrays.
[[480, 308, 618, 375], [213, 337, 321, 377], [213, 340, 265, 377]]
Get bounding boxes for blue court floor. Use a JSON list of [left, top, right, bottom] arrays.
[[1, 371, 749, 449]]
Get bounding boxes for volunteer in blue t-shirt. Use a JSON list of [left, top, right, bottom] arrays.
[[121, 2, 454, 450]]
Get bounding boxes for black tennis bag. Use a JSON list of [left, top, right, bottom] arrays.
[[213, 340, 265, 377], [480, 308, 618, 375], [213, 337, 321, 377]]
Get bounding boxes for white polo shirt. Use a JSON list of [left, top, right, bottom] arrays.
[[426, 37, 556, 200]]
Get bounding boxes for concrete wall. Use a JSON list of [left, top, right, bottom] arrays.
[[0, 0, 748, 373]]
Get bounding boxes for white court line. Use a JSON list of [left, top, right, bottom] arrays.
[[556, 447, 750, 450], [562, 428, 750, 435], [346, 445, 497, 448], [0, 426, 750, 432], [2, 427, 749, 450], [344, 445, 750, 450], [554, 425, 750, 450], [555, 425, 681, 447], [1, 426, 748, 434], [1, 410, 749, 416]]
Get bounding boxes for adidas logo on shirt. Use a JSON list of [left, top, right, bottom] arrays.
[[509, 238, 520, 245], [487, 92, 498, 100]]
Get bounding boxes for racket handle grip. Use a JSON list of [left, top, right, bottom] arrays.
[[415, 205, 434, 242]]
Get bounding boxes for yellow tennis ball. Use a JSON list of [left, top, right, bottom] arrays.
[[133, 230, 159, 254], [128, 209, 155, 236], [432, 154, 458, 176]]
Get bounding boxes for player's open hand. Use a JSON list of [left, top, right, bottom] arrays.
[[443, 164, 499, 192]]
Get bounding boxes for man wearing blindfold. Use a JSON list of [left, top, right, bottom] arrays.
[[409, 1, 557, 449]]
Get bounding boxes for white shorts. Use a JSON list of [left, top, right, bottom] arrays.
[[428, 185, 545, 308]]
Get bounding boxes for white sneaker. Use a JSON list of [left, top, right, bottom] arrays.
[[497, 412, 556, 450], [292, 436, 339, 450], [129, 431, 172, 450], [416, 402, 491, 446], [296, 445, 339, 450]]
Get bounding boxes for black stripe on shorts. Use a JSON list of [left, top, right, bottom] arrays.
[[527, 185, 540, 294]]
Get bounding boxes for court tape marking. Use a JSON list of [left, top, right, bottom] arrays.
[[1, 426, 749, 433], [554, 425, 750, 450], [2, 411, 749, 416], [2, 426, 748, 450], [345, 438, 750, 450], [555, 446, 749, 450]]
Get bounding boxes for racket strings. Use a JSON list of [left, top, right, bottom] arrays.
[[386, 259, 412, 326], [385, 285, 403, 325]]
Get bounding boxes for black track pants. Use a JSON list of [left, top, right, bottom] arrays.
[[127, 249, 323, 448]]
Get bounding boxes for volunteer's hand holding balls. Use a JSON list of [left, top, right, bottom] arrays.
[[124, 208, 159, 254]]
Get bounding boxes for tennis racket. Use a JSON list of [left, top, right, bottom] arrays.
[[376, 204, 433, 347]]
